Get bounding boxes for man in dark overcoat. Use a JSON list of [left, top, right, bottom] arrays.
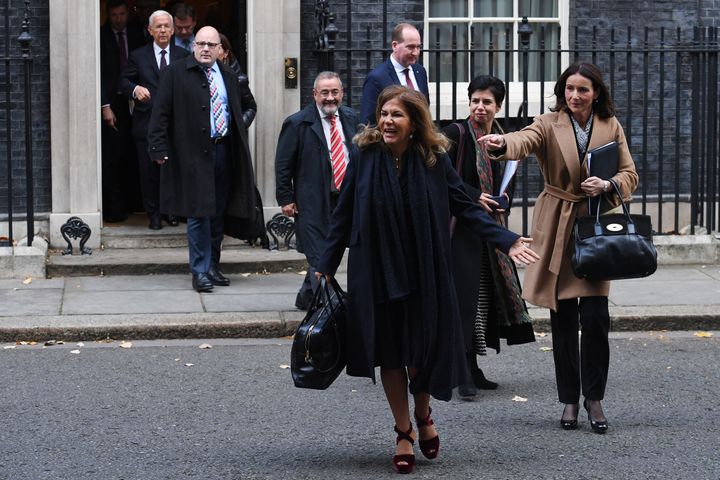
[[100, 0, 145, 222], [119, 9, 189, 230], [275, 71, 358, 309], [147, 26, 257, 292], [359, 23, 429, 125]]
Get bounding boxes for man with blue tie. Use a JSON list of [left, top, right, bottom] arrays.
[[120, 10, 189, 230], [148, 26, 258, 292], [172, 3, 196, 52], [359, 23, 430, 125]]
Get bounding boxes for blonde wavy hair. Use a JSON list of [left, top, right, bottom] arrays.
[[354, 85, 449, 167]]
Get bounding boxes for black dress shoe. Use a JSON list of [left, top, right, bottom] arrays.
[[149, 215, 162, 230], [583, 400, 609, 434], [458, 382, 478, 400], [560, 403, 579, 430], [472, 367, 499, 390], [167, 215, 179, 227], [192, 273, 214, 292], [207, 266, 230, 286]]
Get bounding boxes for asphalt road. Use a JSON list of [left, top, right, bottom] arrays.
[[1, 331, 718, 480]]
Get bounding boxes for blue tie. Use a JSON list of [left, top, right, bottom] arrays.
[[205, 67, 227, 138]]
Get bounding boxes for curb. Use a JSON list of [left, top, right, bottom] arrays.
[[1, 309, 718, 343]]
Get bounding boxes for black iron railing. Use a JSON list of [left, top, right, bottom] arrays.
[[0, 0, 34, 247], [314, 3, 720, 236]]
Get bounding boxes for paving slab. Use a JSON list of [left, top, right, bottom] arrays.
[[65, 275, 191, 292], [61, 290, 204, 315], [0, 278, 65, 290], [0, 288, 63, 316], [202, 293, 297, 312]]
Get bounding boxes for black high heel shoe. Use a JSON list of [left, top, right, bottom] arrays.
[[583, 400, 609, 434], [560, 403, 579, 430], [392, 425, 415, 474]]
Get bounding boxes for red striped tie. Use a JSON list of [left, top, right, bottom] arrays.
[[329, 115, 346, 189]]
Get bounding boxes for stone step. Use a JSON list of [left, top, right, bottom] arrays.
[[47, 245, 307, 277]]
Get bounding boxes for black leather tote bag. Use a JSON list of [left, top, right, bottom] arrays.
[[291, 277, 347, 390], [571, 179, 657, 281]]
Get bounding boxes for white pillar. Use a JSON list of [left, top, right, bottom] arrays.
[[48, 0, 101, 249], [248, 0, 301, 209]]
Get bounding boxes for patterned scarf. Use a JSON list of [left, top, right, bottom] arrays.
[[569, 110, 594, 160], [467, 119, 532, 342]]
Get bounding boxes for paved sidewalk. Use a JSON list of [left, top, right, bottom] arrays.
[[1, 264, 719, 342]]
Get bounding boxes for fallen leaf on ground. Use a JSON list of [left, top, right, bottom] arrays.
[[534, 332, 547, 337], [44, 340, 57, 346], [70, 350, 81, 354], [29, 341, 37, 345], [539, 346, 553, 352], [18, 341, 28, 345], [299, 270, 307, 275], [241, 273, 252, 277], [198, 343, 212, 349], [22, 277, 32, 285], [279, 364, 290, 369], [3, 345, 16, 350], [694, 331, 714, 338], [512, 395, 528, 402], [119, 342, 133, 349], [76, 342, 85, 347], [185, 363, 194, 367]]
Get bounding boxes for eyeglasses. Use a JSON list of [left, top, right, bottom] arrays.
[[316, 89, 342, 98], [194, 41, 220, 49]]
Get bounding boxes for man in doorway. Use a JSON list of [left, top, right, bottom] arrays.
[[99, 0, 145, 222], [148, 26, 258, 293], [275, 72, 358, 309], [172, 3, 196, 51], [120, 10, 189, 230], [359, 23, 429, 125]]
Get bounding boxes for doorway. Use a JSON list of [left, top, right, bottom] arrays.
[[99, 0, 248, 229]]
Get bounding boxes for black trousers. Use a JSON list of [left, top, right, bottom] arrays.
[[550, 296, 610, 403], [134, 138, 160, 217], [101, 94, 138, 218]]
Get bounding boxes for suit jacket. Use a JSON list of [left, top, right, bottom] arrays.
[[119, 43, 190, 139], [275, 103, 358, 264], [495, 111, 638, 310], [147, 56, 256, 220], [316, 145, 518, 385], [360, 58, 430, 124], [100, 21, 145, 106]]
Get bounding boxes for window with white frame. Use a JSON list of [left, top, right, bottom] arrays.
[[424, 0, 569, 118]]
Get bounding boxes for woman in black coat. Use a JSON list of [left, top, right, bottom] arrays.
[[444, 76, 535, 400], [218, 33, 257, 128], [316, 85, 539, 474]]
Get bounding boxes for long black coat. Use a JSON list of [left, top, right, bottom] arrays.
[[316, 145, 519, 393], [275, 104, 358, 264], [119, 43, 189, 139], [147, 56, 256, 219], [100, 21, 145, 106]]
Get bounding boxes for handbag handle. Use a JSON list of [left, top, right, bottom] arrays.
[[592, 178, 636, 235]]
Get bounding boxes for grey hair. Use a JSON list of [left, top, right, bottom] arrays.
[[313, 71, 343, 90], [149, 10, 173, 28]]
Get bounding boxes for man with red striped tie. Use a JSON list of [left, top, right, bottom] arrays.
[[275, 71, 358, 310]]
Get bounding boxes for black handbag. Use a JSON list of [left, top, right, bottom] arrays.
[[571, 179, 657, 281], [290, 277, 347, 390]]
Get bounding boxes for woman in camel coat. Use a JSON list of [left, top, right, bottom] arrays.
[[481, 62, 638, 433]]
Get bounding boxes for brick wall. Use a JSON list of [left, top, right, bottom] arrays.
[[0, 1, 51, 217]]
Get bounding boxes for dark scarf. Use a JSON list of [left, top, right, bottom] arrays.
[[370, 145, 465, 399]]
